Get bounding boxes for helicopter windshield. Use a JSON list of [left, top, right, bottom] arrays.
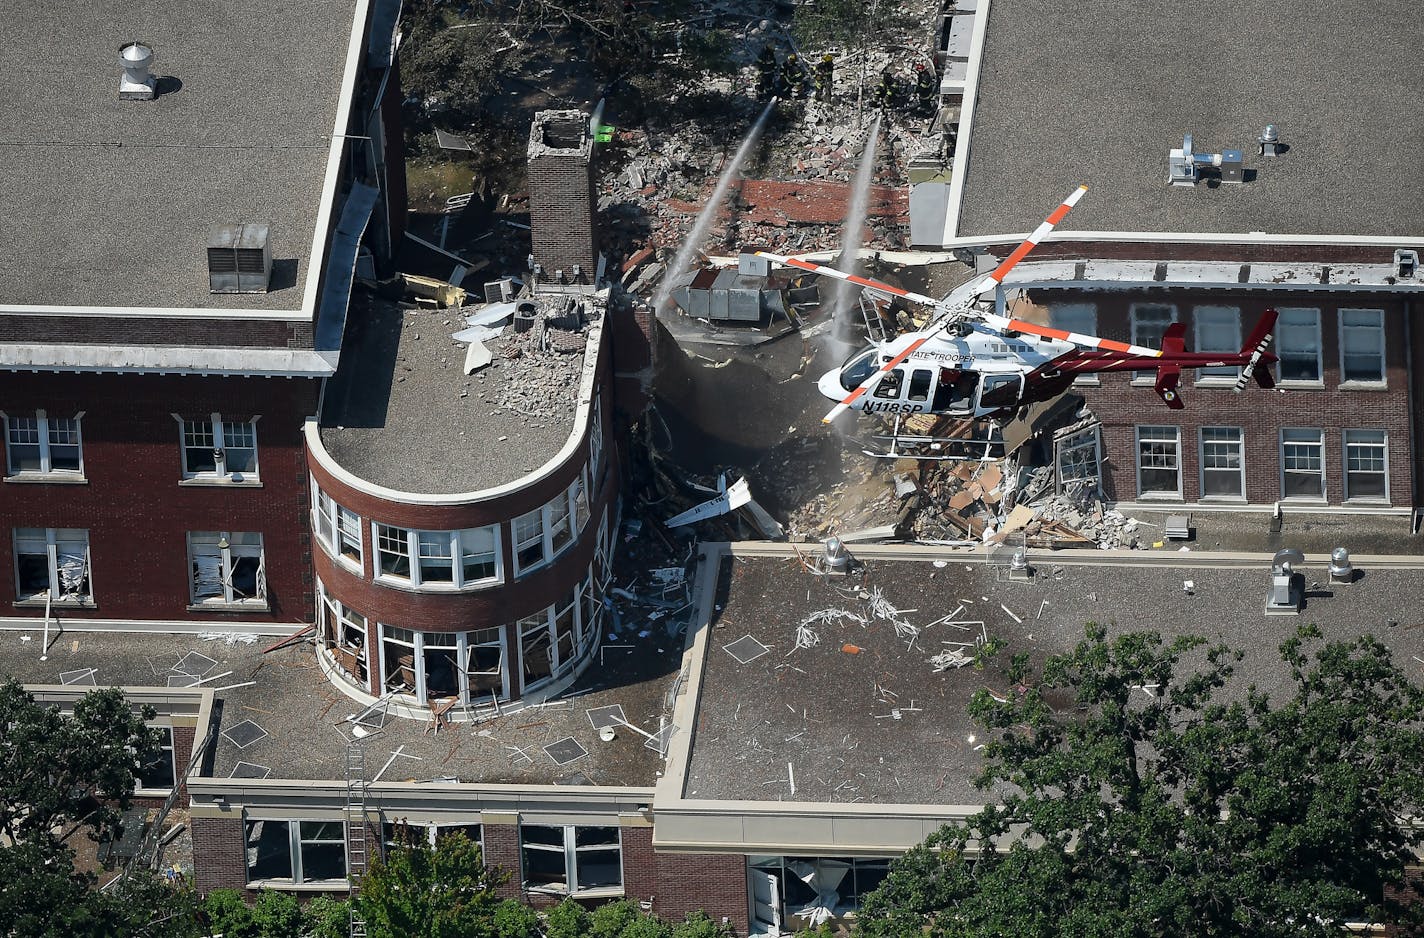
[[839, 347, 877, 392]]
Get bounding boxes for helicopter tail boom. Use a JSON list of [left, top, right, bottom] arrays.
[[1235, 308, 1279, 392]]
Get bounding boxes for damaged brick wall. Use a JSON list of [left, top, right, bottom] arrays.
[[528, 111, 600, 283], [191, 813, 249, 893]]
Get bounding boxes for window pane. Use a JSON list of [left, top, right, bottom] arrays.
[[460, 527, 497, 583], [1340, 309, 1384, 383], [16, 550, 50, 598], [229, 555, 262, 600], [522, 825, 565, 848], [1276, 308, 1321, 381], [521, 618, 553, 686], [434, 824, 482, 849], [54, 536, 89, 598], [549, 497, 573, 555], [1193, 306, 1240, 378], [1345, 429, 1387, 500], [222, 422, 258, 474], [184, 421, 217, 473], [515, 509, 545, 570], [1132, 306, 1175, 379], [137, 727, 176, 789], [315, 491, 335, 545], [377, 525, 411, 578], [574, 826, 619, 847], [299, 842, 347, 881], [47, 418, 81, 471], [417, 532, 454, 583], [337, 507, 362, 563], [245, 820, 293, 882], [1137, 427, 1179, 494], [575, 848, 622, 889], [191, 546, 224, 601], [523, 845, 568, 889]]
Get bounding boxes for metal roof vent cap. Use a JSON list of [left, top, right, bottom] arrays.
[[119, 42, 156, 100], [1328, 547, 1355, 583], [823, 537, 852, 575]]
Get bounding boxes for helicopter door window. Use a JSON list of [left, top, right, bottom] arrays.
[[933, 369, 976, 414], [873, 369, 905, 399], [907, 369, 932, 402]]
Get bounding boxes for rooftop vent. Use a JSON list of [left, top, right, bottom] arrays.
[[207, 224, 272, 294], [1168, 133, 1244, 186], [118, 42, 156, 100]]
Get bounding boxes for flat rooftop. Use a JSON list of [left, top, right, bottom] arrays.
[[318, 295, 597, 495], [1, 629, 677, 789], [955, 0, 1424, 241], [0, 0, 359, 311], [682, 550, 1424, 807]]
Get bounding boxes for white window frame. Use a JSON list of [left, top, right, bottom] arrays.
[[187, 532, 267, 608], [1135, 425, 1182, 499], [1055, 426, 1101, 492], [514, 482, 585, 578], [1192, 305, 1242, 384], [1274, 307, 1323, 386], [3, 409, 85, 479], [13, 527, 92, 604], [1130, 304, 1178, 384], [135, 725, 177, 794], [520, 824, 624, 897], [1343, 429, 1389, 503], [174, 413, 261, 483], [373, 523, 502, 590], [1280, 428, 1327, 502], [244, 818, 348, 885], [379, 624, 421, 699], [1049, 303, 1099, 385], [1338, 308, 1386, 386], [312, 481, 363, 572], [462, 627, 509, 705], [589, 397, 605, 493], [319, 585, 369, 686], [1198, 427, 1245, 501]]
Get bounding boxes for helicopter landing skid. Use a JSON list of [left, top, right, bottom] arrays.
[[862, 433, 1004, 462]]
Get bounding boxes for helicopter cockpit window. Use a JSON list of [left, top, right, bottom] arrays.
[[873, 368, 905, 399], [839, 349, 877, 392], [934, 368, 978, 413], [908, 369, 932, 402]]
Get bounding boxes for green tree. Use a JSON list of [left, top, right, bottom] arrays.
[[856, 625, 1424, 938], [357, 832, 508, 938], [0, 680, 162, 851], [791, 0, 915, 52], [494, 898, 540, 938], [546, 897, 593, 938]]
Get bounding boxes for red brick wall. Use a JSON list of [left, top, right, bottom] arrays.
[[528, 116, 599, 283], [192, 813, 249, 894], [481, 822, 523, 901], [0, 372, 318, 623], [1036, 290, 1413, 506]]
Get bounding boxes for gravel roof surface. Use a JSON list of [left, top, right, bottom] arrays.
[[684, 553, 1424, 806], [956, 0, 1424, 240], [1, 629, 677, 788], [0, 0, 358, 309], [319, 296, 592, 494]]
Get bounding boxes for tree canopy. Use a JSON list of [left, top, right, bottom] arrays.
[[856, 625, 1424, 938]]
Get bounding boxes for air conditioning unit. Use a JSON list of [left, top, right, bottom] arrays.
[[208, 223, 272, 293], [483, 278, 514, 303]]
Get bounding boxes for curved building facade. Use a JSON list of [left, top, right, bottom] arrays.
[[304, 294, 619, 717]]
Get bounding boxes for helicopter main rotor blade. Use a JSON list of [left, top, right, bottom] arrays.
[[976, 313, 1163, 358], [753, 252, 942, 307], [961, 185, 1089, 299]]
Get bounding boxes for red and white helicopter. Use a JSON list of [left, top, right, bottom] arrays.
[[756, 186, 1279, 427]]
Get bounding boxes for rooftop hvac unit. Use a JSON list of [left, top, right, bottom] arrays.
[[483, 278, 514, 303], [208, 223, 272, 293]]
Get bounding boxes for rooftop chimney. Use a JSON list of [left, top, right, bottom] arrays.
[[119, 42, 156, 101]]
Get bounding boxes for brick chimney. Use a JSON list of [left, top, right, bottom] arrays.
[[527, 110, 599, 288]]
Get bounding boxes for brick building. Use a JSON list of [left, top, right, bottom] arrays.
[[911, 0, 1424, 524], [0, 0, 407, 633]]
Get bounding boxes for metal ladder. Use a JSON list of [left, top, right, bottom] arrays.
[[859, 293, 892, 343], [345, 742, 369, 938]]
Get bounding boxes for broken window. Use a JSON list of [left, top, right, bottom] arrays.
[[1281, 428, 1325, 500], [178, 414, 259, 481], [1193, 306, 1241, 381], [320, 589, 368, 684], [521, 824, 622, 895], [1055, 427, 1101, 492], [1275, 308, 1322, 383], [313, 483, 362, 568], [4, 411, 83, 476], [1136, 426, 1181, 497], [464, 627, 505, 701], [14, 527, 91, 603], [244, 819, 346, 884], [382, 625, 418, 695], [553, 591, 578, 677], [136, 726, 176, 791], [383, 820, 482, 855], [1339, 308, 1386, 384], [872, 368, 904, 399], [548, 492, 573, 557], [519, 612, 554, 689], [188, 532, 265, 606], [422, 630, 460, 701], [572, 474, 591, 535], [748, 856, 894, 930], [1199, 427, 1244, 499], [589, 397, 604, 492], [376, 525, 500, 588], [1130, 304, 1177, 381], [1344, 429, 1387, 502]]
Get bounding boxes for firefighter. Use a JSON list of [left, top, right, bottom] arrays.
[[814, 53, 835, 102], [756, 45, 777, 98], [914, 62, 938, 112], [874, 68, 897, 110], [780, 52, 806, 98]]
